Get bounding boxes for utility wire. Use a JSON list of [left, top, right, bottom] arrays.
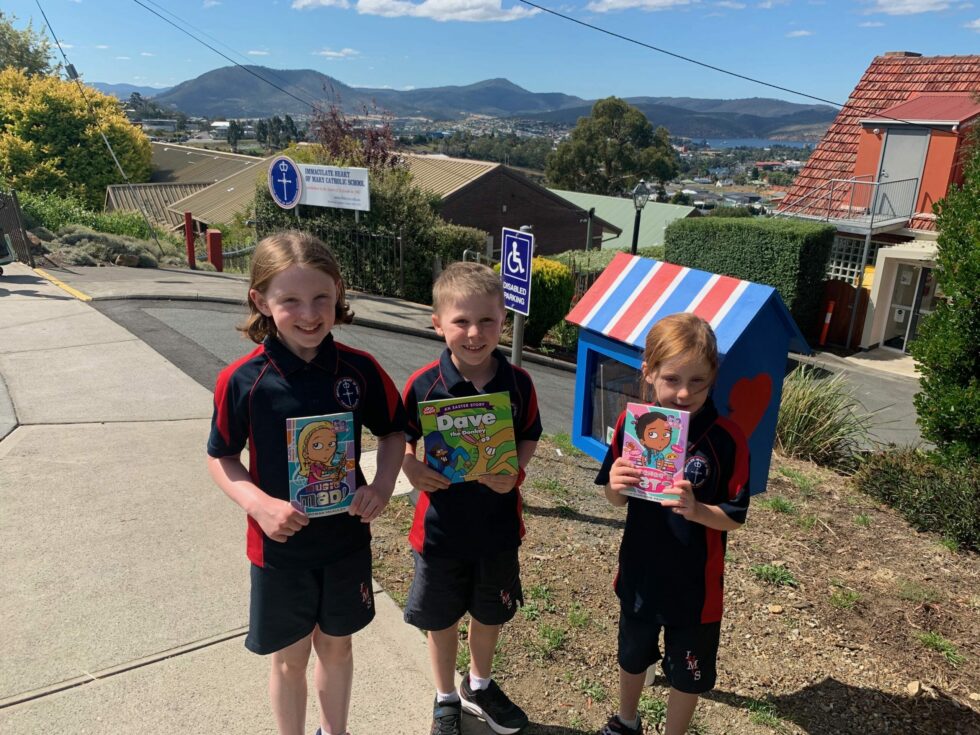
[[129, 0, 321, 113], [516, 0, 955, 135], [34, 0, 164, 254]]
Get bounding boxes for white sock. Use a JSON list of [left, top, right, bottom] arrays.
[[618, 713, 640, 729], [437, 690, 460, 703], [469, 673, 491, 691]]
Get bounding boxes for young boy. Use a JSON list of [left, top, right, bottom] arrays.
[[401, 262, 542, 735]]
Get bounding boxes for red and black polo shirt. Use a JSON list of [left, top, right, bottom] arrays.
[[403, 348, 542, 560], [208, 334, 406, 570], [595, 397, 750, 625]]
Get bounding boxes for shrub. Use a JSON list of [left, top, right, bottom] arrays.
[[853, 447, 979, 551], [909, 128, 980, 463], [664, 217, 834, 337], [496, 256, 574, 347], [52, 225, 159, 268], [20, 190, 163, 243], [776, 364, 874, 473], [705, 206, 754, 218]]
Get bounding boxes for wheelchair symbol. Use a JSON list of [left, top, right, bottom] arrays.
[[506, 239, 527, 276]]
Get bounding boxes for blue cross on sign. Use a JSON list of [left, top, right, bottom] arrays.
[[268, 155, 303, 210], [501, 227, 533, 317]]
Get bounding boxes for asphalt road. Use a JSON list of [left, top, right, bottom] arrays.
[[92, 299, 578, 437], [91, 298, 922, 449]]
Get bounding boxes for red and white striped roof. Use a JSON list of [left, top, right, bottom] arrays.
[[566, 253, 799, 354]]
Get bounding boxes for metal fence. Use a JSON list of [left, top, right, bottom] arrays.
[[0, 189, 34, 268]]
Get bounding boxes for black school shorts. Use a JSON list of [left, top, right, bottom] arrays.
[[245, 545, 375, 655], [617, 612, 721, 694], [403, 548, 523, 631]]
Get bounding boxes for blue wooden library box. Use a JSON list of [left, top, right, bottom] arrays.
[[565, 253, 810, 495]]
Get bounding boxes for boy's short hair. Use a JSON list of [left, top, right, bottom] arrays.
[[432, 262, 504, 313]]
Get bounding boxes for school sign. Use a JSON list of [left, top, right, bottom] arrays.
[[268, 156, 370, 212]]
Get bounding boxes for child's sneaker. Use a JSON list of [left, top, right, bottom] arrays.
[[598, 714, 644, 735], [459, 674, 529, 734], [430, 696, 462, 735]]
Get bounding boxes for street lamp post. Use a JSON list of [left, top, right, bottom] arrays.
[[630, 179, 649, 255]]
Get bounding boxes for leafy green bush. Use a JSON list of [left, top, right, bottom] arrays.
[[776, 364, 874, 473], [909, 129, 980, 463], [496, 257, 574, 347], [19, 190, 168, 244], [854, 447, 979, 551], [664, 217, 834, 337], [53, 225, 159, 268], [705, 206, 754, 217]]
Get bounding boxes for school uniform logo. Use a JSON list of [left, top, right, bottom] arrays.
[[360, 582, 373, 610], [500, 590, 514, 610], [685, 650, 702, 681], [334, 377, 361, 410], [684, 455, 711, 489]]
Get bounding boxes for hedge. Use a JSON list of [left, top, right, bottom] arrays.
[[853, 447, 980, 551], [495, 256, 574, 347], [664, 217, 834, 338]]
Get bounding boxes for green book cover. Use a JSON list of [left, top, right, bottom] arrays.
[[419, 391, 518, 483]]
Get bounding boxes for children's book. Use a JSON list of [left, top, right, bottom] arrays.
[[620, 403, 690, 503], [419, 391, 518, 483], [286, 412, 357, 517]]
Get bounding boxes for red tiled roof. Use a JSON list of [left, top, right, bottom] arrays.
[[780, 54, 980, 222], [863, 93, 980, 125]]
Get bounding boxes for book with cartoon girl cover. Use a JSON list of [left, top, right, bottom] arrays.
[[286, 412, 357, 517], [620, 403, 690, 503], [418, 391, 518, 484]]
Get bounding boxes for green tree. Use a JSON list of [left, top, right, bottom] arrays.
[[909, 129, 980, 461], [227, 120, 242, 152], [0, 11, 55, 77], [545, 97, 678, 195], [0, 68, 151, 207]]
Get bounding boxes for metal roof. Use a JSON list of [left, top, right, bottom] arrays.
[[104, 182, 211, 227], [566, 253, 807, 355], [549, 189, 695, 248], [167, 158, 271, 226], [150, 142, 265, 185], [401, 153, 499, 198], [861, 93, 980, 126]]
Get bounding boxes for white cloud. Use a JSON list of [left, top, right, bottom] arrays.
[[786, 28, 812, 35], [313, 47, 360, 58], [716, 0, 745, 7], [867, 0, 948, 14], [293, 0, 350, 7], [586, 0, 692, 11], [60, 42, 74, 49], [859, 19, 885, 24], [141, 51, 155, 57], [354, 0, 537, 20], [247, 50, 271, 55], [203, 0, 221, 7], [95, 44, 110, 49], [965, 16, 980, 27], [115, 56, 131, 60]]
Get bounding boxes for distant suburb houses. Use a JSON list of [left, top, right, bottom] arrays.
[[777, 51, 980, 354]]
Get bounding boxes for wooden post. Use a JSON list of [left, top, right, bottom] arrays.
[[184, 212, 196, 270], [206, 229, 223, 272]]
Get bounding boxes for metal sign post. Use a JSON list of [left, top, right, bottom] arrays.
[[501, 226, 534, 367]]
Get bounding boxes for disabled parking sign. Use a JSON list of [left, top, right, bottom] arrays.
[[501, 227, 533, 317]]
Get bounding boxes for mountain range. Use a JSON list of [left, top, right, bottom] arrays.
[[97, 65, 837, 139]]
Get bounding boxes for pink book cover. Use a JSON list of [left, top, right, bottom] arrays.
[[620, 403, 690, 503]]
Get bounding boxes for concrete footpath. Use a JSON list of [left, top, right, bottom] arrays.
[[0, 263, 434, 734]]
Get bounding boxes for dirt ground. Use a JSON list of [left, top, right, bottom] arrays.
[[372, 436, 980, 735]]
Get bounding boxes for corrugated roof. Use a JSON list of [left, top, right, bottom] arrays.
[[150, 142, 265, 185], [168, 158, 271, 226], [401, 153, 499, 198], [104, 182, 211, 227], [779, 53, 980, 232], [566, 253, 807, 354], [862, 93, 980, 125], [549, 189, 695, 248]]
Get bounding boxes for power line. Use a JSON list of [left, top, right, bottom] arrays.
[[129, 0, 322, 113], [516, 0, 955, 135], [34, 0, 163, 254]]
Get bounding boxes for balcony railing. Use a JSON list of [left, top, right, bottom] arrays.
[[776, 176, 919, 234]]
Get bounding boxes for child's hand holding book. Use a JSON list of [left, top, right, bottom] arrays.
[[402, 453, 452, 493]]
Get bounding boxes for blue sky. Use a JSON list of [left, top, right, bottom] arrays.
[[7, 0, 979, 105]]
